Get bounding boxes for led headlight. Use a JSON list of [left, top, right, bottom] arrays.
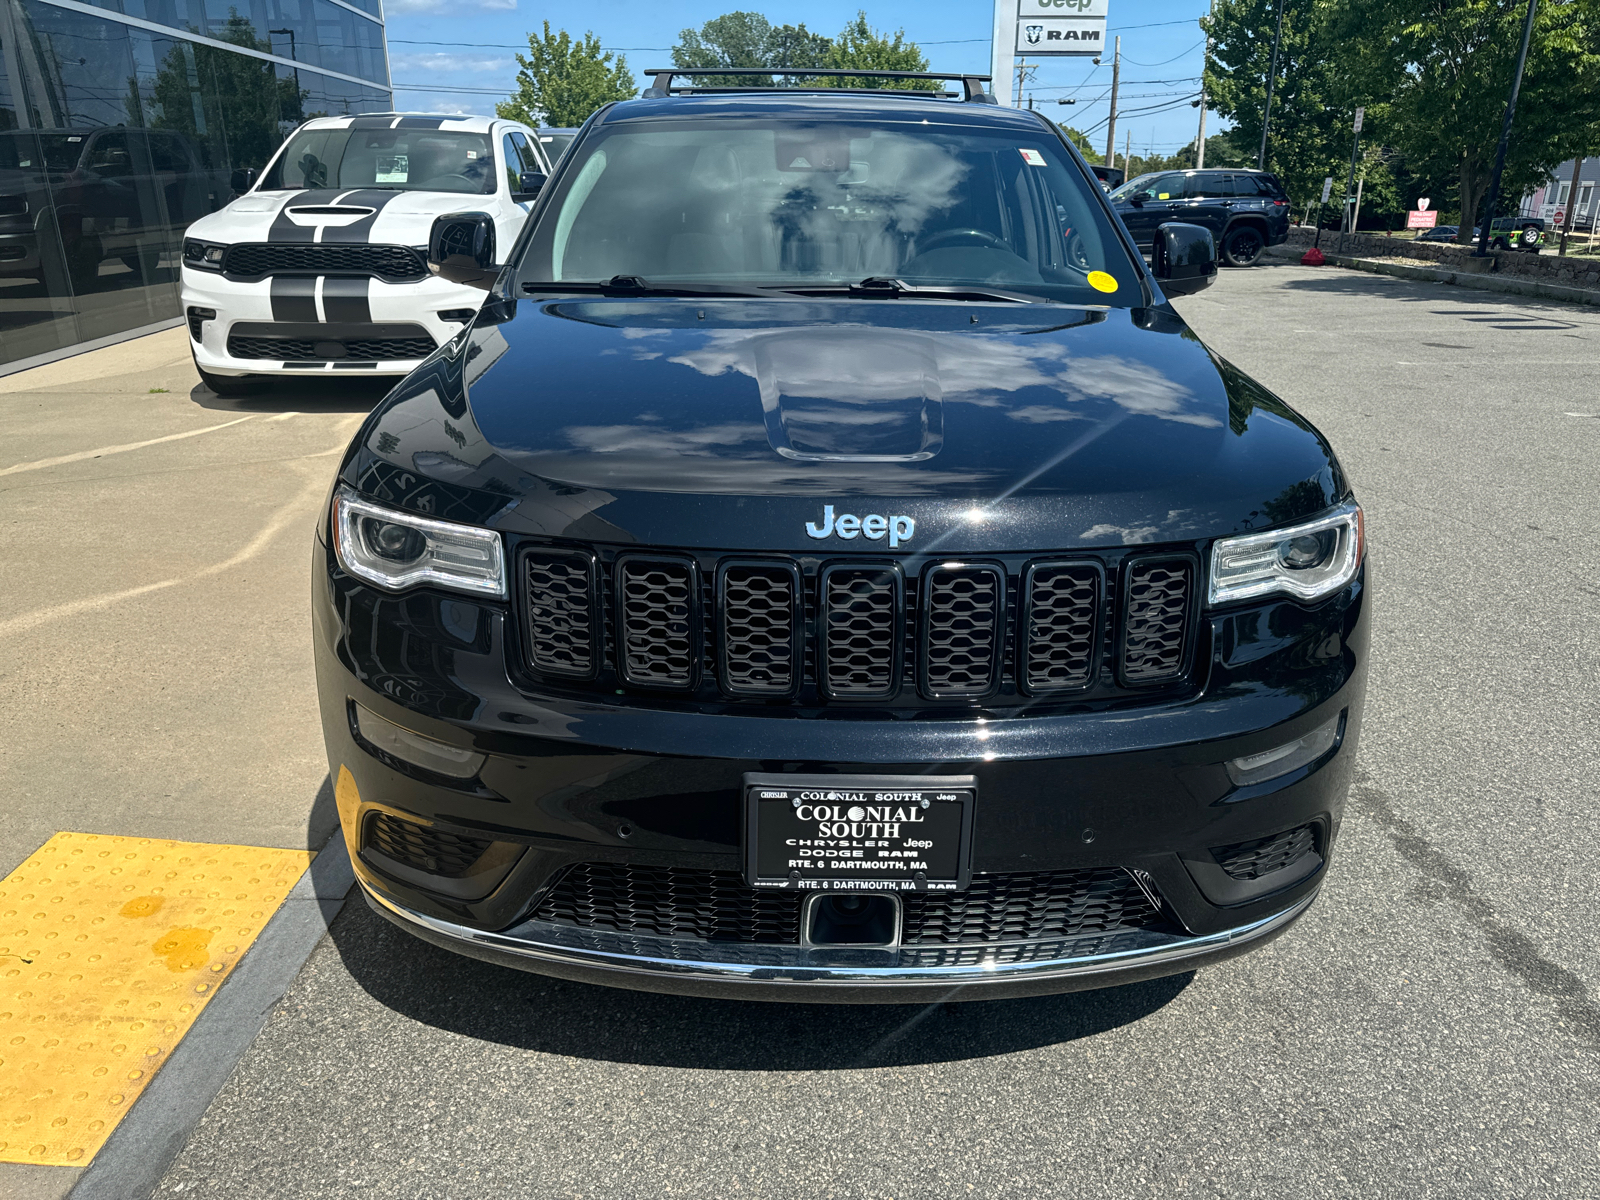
[[333, 486, 506, 598], [182, 239, 226, 270], [1208, 501, 1363, 606]]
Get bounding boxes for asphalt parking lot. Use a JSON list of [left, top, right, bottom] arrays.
[[5, 262, 1599, 1199]]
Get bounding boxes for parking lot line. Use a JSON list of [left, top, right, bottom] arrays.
[[0, 833, 312, 1167]]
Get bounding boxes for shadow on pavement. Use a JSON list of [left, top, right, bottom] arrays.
[[329, 898, 1193, 1069], [188, 375, 394, 416]]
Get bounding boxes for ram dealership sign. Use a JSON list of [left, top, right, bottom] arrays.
[[1014, 0, 1109, 56]]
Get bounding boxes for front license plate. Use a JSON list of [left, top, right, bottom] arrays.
[[743, 773, 975, 893]]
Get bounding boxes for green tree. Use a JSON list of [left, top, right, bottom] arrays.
[[1329, 0, 1600, 244], [498, 22, 637, 128], [821, 12, 938, 91], [1202, 0, 1347, 208], [672, 12, 831, 87], [1059, 124, 1102, 164]]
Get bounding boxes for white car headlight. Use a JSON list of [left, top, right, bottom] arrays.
[[333, 486, 506, 598], [1208, 502, 1363, 606]]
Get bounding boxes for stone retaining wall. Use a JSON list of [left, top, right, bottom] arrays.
[[1282, 226, 1600, 288]]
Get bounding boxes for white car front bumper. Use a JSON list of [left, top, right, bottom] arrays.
[[181, 263, 489, 377]]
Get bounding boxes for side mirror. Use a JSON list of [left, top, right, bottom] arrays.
[[511, 171, 547, 203], [428, 211, 497, 290], [1151, 222, 1217, 297], [230, 166, 257, 194], [1127, 194, 1145, 207]]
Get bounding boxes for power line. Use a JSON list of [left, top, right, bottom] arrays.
[[1120, 40, 1204, 67]]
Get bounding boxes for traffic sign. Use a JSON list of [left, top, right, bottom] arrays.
[[1353, 107, 1365, 133], [1014, 0, 1108, 56], [1555, 209, 1566, 225], [1320, 177, 1333, 203]]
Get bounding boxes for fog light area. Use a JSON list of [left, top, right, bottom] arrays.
[[354, 704, 486, 780], [1226, 714, 1341, 787]]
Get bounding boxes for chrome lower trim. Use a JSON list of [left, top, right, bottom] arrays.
[[361, 880, 1316, 990]]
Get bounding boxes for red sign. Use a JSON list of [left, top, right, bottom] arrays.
[[1407, 210, 1439, 229], [1554, 210, 1566, 225]]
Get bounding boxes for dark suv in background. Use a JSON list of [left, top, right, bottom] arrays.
[[1111, 168, 1290, 267]]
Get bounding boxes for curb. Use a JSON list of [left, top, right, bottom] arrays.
[[1266, 244, 1600, 307], [65, 836, 356, 1200]]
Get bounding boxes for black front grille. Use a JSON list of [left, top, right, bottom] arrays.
[[222, 243, 426, 281], [523, 550, 597, 677], [902, 869, 1163, 943], [534, 863, 802, 943], [228, 335, 436, 362], [533, 864, 1166, 946], [1022, 562, 1100, 692], [1121, 557, 1193, 683], [364, 812, 494, 878], [1213, 823, 1316, 880], [822, 565, 899, 697], [516, 547, 1198, 707], [921, 565, 1003, 696], [617, 556, 697, 688], [719, 563, 799, 695]]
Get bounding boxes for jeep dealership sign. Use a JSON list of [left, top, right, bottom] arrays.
[[1014, 0, 1108, 55]]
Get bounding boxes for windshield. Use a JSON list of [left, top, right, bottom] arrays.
[[259, 127, 495, 194], [0, 133, 87, 172], [1109, 172, 1183, 202], [519, 116, 1141, 304]]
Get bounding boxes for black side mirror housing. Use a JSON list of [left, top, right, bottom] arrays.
[[512, 171, 547, 203], [230, 166, 257, 194], [1151, 222, 1217, 297], [428, 211, 497, 290], [1127, 193, 1145, 207]]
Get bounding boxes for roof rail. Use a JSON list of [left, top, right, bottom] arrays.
[[641, 67, 998, 104]]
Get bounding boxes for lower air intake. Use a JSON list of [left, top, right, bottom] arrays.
[[535, 863, 802, 943], [1212, 823, 1317, 880], [901, 868, 1163, 943], [364, 812, 494, 879]]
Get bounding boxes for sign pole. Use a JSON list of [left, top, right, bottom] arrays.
[[1475, 0, 1539, 256], [1338, 106, 1363, 254], [1314, 175, 1332, 249], [991, 0, 1013, 106]]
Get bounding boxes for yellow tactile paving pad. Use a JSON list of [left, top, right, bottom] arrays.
[[0, 832, 313, 1165]]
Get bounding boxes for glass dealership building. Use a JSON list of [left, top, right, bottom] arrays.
[[0, 0, 392, 370]]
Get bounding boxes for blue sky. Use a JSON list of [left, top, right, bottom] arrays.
[[382, 0, 1218, 154]]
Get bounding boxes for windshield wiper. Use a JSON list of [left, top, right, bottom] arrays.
[[779, 277, 1042, 303], [521, 275, 789, 299]]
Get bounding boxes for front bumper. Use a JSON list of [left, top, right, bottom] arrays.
[[362, 879, 1317, 1003], [181, 263, 484, 376], [315, 536, 1368, 1000]]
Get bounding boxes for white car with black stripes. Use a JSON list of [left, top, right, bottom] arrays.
[[180, 112, 550, 396]]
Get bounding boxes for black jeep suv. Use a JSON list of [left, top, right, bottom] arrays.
[[315, 70, 1367, 1003], [1111, 168, 1292, 267]]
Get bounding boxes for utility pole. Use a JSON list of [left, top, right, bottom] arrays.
[[1104, 36, 1121, 171], [1014, 59, 1038, 109], [1258, 0, 1285, 170], [1196, 5, 1213, 169], [1559, 156, 1582, 255], [1475, 0, 1539, 257], [1125, 129, 1131, 177]]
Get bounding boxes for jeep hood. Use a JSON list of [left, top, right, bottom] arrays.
[[347, 298, 1348, 553]]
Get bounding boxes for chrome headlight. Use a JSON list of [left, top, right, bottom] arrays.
[[1208, 502, 1363, 606], [333, 487, 506, 598], [183, 239, 226, 270]]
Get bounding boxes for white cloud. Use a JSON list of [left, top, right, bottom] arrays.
[[386, 0, 512, 12], [388, 52, 512, 74]]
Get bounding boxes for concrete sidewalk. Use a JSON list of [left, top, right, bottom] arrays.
[[1267, 240, 1600, 307], [0, 331, 385, 1198]]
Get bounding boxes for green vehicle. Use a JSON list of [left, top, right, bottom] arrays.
[[1488, 215, 1545, 252]]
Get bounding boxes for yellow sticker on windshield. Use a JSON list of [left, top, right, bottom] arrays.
[[1157, 193, 1171, 199], [1087, 271, 1118, 294]]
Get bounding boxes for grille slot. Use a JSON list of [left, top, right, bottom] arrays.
[[719, 563, 800, 696], [821, 565, 900, 698], [920, 564, 1003, 697], [364, 812, 494, 879], [227, 334, 436, 362], [1022, 562, 1101, 693], [534, 863, 802, 943], [222, 243, 426, 281], [901, 869, 1162, 943], [1121, 557, 1193, 684], [523, 549, 597, 678], [1213, 824, 1316, 880], [616, 555, 698, 688]]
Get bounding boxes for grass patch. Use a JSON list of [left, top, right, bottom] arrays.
[[147, 387, 169, 393]]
